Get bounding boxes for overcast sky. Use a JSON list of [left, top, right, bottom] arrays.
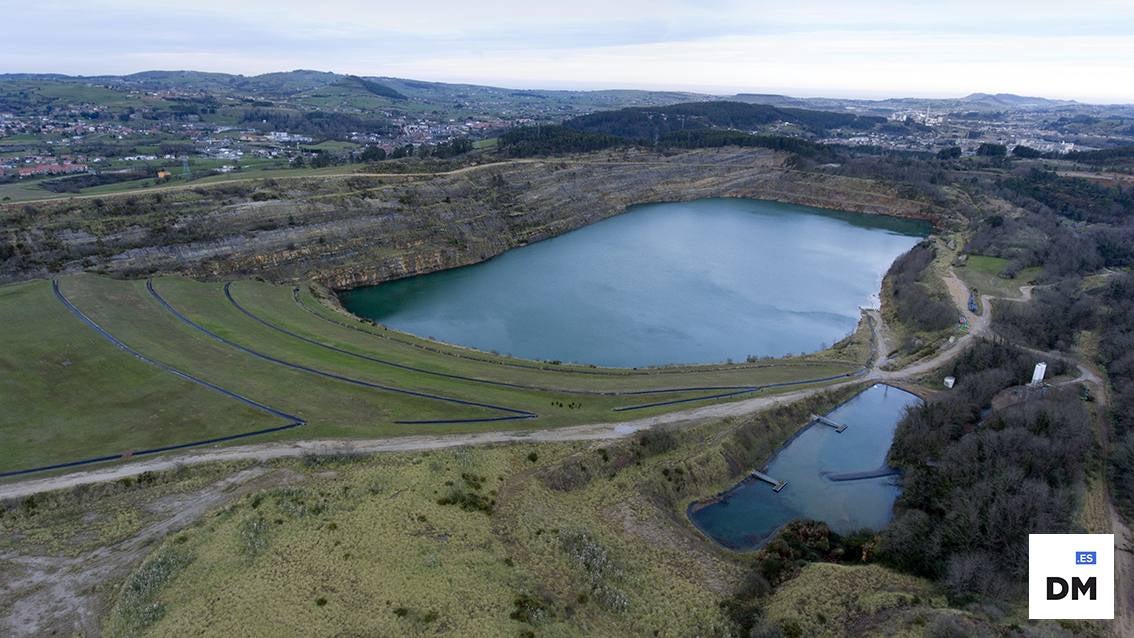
[[5, 1, 1133, 103]]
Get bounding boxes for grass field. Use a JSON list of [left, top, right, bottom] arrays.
[[762, 562, 948, 637], [80, 386, 862, 637], [0, 280, 280, 474], [0, 274, 863, 477], [955, 254, 1042, 299], [0, 162, 375, 203]]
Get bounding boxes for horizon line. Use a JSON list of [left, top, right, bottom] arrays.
[[4, 67, 1132, 107]]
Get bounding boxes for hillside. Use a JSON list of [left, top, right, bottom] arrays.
[[564, 101, 886, 138], [0, 148, 936, 289]]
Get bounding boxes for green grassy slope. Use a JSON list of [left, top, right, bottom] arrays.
[[0, 280, 280, 473], [0, 274, 862, 476]]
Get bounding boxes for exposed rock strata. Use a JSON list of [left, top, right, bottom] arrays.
[[1, 148, 938, 289]]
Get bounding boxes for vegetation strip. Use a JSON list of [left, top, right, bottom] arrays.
[[612, 388, 759, 411], [146, 280, 536, 424], [613, 370, 865, 411], [229, 283, 604, 394], [0, 281, 305, 479]]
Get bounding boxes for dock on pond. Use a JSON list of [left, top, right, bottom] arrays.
[[810, 413, 848, 433], [749, 469, 787, 492]]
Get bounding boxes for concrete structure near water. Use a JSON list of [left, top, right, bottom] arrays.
[[749, 469, 787, 492], [811, 413, 848, 433]]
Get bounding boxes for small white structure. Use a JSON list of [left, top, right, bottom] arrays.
[[1031, 362, 1048, 386], [944, 376, 956, 389]]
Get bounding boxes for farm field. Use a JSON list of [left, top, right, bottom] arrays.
[[0, 274, 864, 478]]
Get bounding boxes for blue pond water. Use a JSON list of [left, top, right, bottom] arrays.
[[341, 198, 927, 367], [689, 384, 922, 550]]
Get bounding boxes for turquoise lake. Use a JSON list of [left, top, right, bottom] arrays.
[[688, 384, 923, 550], [340, 198, 928, 367]]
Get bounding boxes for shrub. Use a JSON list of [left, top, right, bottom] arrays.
[[558, 528, 628, 613], [110, 546, 193, 632], [886, 241, 956, 332], [239, 516, 271, 558], [510, 593, 552, 625], [436, 485, 494, 514]]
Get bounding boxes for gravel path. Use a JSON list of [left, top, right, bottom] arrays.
[[0, 381, 856, 501]]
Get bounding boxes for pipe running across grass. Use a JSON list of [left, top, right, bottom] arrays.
[[3, 280, 873, 478], [146, 280, 536, 424], [232, 283, 769, 401], [0, 281, 306, 479], [289, 283, 868, 412]]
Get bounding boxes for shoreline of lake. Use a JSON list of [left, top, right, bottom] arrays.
[[341, 198, 928, 367], [688, 383, 923, 551]]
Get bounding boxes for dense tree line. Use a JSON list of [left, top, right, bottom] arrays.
[[992, 282, 1096, 352], [563, 101, 884, 138], [429, 136, 473, 158], [496, 123, 839, 159], [882, 341, 1085, 601], [1003, 168, 1134, 224], [567, 100, 884, 138], [1065, 145, 1134, 164], [240, 108, 395, 138], [658, 129, 834, 158], [885, 241, 957, 332], [496, 125, 630, 156], [976, 142, 1007, 157], [966, 169, 1134, 280], [1096, 274, 1134, 518]]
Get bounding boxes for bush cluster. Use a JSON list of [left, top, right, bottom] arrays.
[[883, 342, 1089, 601], [886, 241, 957, 332]]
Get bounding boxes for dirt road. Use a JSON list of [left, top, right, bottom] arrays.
[[0, 466, 302, 637], [0, 382, 859, 501], [0, 268, 1051, 503]]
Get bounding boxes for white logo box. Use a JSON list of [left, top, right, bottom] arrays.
[[1029, 533, 1114, 620]]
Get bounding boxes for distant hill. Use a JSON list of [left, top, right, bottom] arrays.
[[1, 70, 1124, 135], [731, 93, 816, 108], [0, 70, 714, 117], [337, 75, 407, 100], [960, 92, 1077, 109], [729, 91, 1088, 116], [563, 101, 885, 138]]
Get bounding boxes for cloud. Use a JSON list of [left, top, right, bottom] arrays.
[[3, 1, 1132, 102]]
